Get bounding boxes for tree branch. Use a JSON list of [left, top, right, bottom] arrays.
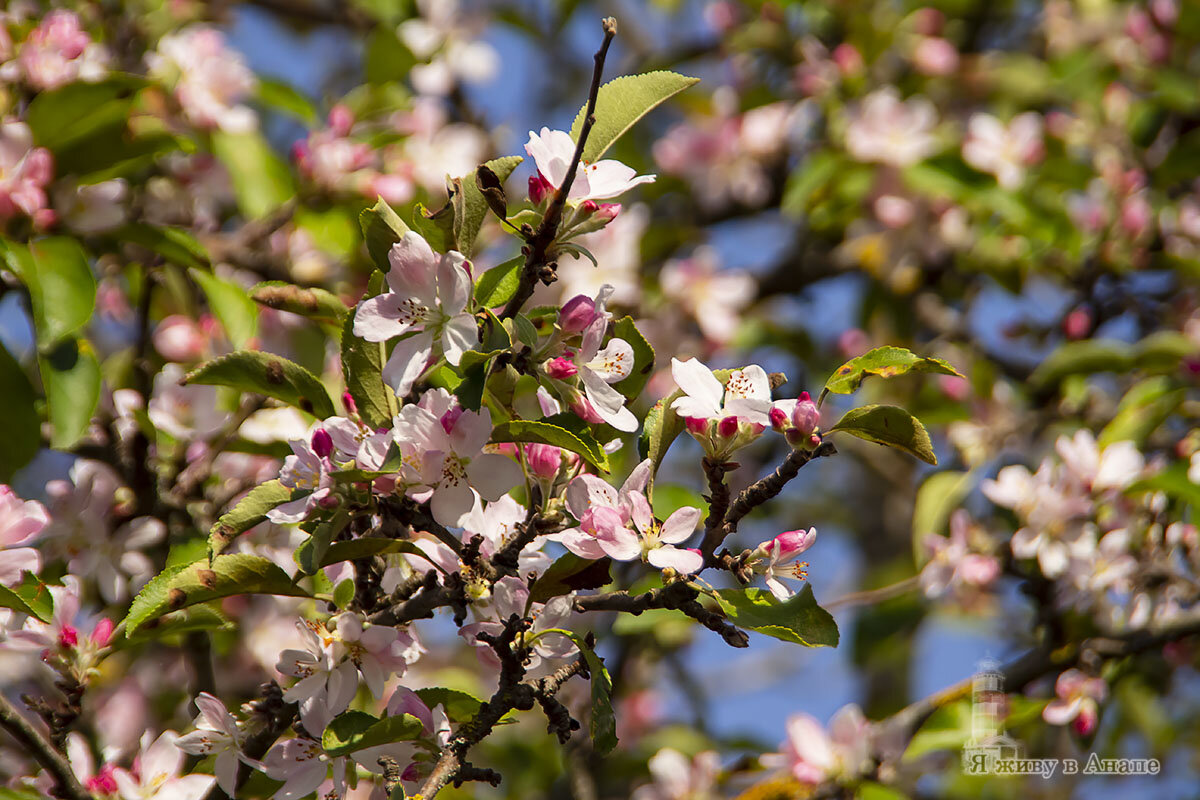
[[500, 17, 618, 320], [575, 582, 749, 648], [0, 694, 91, 800]]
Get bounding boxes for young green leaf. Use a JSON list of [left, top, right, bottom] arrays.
[[251, 281, 348, 326], [0, 341, 40, 481], [322, 711, 425, 756], [409, 201, 454, 254], [711, 584, 839, 647], [545, 629, 617, 755], [184, 350, 336, 419], [40, 337, 101, 450], [211, 130, 295, 219], [568, 71, 700, 162], [492, 418, 610, 472], [190, 268, 259, 348], [359, 197, 410, 270], [342, 271, 393, 428], [1029, 339, 1134, 389], [451, 155, 523, 257], [122, 554, 310, 634], [529, 553, 613, 603], [1098, 377, 1185, 448], [5, 237, 96, 344], [821, 346, 963, 403], [0, 584, 49, 622], [474, 256, 523, 309], [294, 511, 350, 575], [209, 480, 296, 558], [414, 688, 485, 724], [829, 404, 937, 465], [610, 316, 654, 399]]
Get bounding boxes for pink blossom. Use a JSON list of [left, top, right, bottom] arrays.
[[152, 315, 207, 363], [174, 693, 246, 796], [559, 294, 601, 333], [0, 119, 53, 222], [147, 27, 257, 133], [525, 443, 562, 481], [267, 437, 335, 524], [844, 88, 938, 167], [525, 127, 655, 202], [1043, 669, 1106, 736], [11, 10, 110, 90], [631, 748, 720, 800], [750, 527, 817, 599], [919, 510, 999, 599], [912, 37, 959, 76], [660, 246, 755, 345], [962, 112, 1044, 190], [771, 705, 871, 784], [0, 485, 49, 586]]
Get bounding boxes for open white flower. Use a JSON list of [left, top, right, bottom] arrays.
[[525, 128, 655, 202], [353, 231, 478, 397], [113, 731, 214, 800], [962, 112, 1043, 190], [175, 693, 245, 797], [570, 293, 637, 432], [669, 357, 772, 424]]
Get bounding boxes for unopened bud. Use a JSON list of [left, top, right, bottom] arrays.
[[569, 395, 605, 424], [559, 295, 597, 334], [311, 429, 333, 458], [791, 392, 819, 436], [342, 391, 358, 415], [545, 356, 578, 379], [526, 443, 562, 480], [529, 173, 552, 205], [685, 416, 710, 436], [717, 415, 739, 438], [319, 494, 340, 509], [91, 618, 115, 647], [768, 406, 789, 431]]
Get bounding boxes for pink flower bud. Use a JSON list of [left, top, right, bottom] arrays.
[[545, 356, 578, 379], [1063, 308, 1092, 340], [342, 391, 358, 415], [529, 173, 552, 205], [595, 203, 621, 222], [311, 429, 333, 458], [768, 406, 789, 431], [58, 625, 79, 649], [913, 7, 944, 35], [329, 104, 354, 137], [86, 765, 119, 795], [1073, 705, 1098, 737], [440, 407, 464, 435], [569, 395, 605, 424], [768, 527, 817, 560], [939, 375, 969, 402], [318, 494, 340, 509], [685, 416, 710, 436], [492, 442, 519, 458], [580, 200, 599, 213], [791, 392, 819, 436], [559, 295, 597, 333], [401, 763, 421, 782], [525, 443, 562, 480], [717, 415, 739, 438], [153, 315, 206, 362], [90, 618, 115, 647]]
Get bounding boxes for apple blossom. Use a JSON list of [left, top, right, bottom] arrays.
[[0, 119, 53, 223], [1043, 669, 1107, 736], [768, 705, 871, 785], [353, 231, 478, 397], [258, 737, 345, 800], [147, 27, 257, 133], [630, 748, 721, 800], [174, 693, 246, 796], [0, 485, 48, 586], [267, 435, 336, 524], [392, 388, 522, 526], [919, 511, 999, 599], [111, 731, 214, 800], [660, 246, 756, 345], [65, 733, 120, 796], [844, 88, 938, 167], [962, 112, 1044, 190], [749, 527, 817, 600], [460, 576, 576, 671], [6, 10, 110, 90], [525, 127, 655, 202]]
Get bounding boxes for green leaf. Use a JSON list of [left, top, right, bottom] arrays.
[[322, 710, 425, 756], [711, 584, 839, 647], [829, 404, 937, 465], [414, 688, 485, 724], [0, 583, 49, 622], [9, 573, 56, 623], [474, 256, 523, 309], [569, 71, 700, 162], [117, 224, 209, 269], [491, 418, 610, 472], [529, 553, 613, 603], [409, 202, 454, 254], [317, 538, 434, 570], [251, 281, 348, 326], [511, 314, 539, 348], [212, 130, 295, 219], [360, 197, 410, 270], [1099, 377, 1185, 448], [343, 271, 393, 428], [25, 76, 145, 151], [638, 391, 683, 487], [256, 78, 318, 123], [546, 629, 617, 755], [122, 554, 310, 634], [911, 470, 974, 567], [610, 316, 654, 399], [821, 346, 963, 403], [0, 341, 40, 481], [295, 511, 350, 575], [333, 577, 356, 609], [1127, 460, 1200, 509], [4, 238, 96, 345], [1030, 339, 1134, 389], [40, 338, 101, 450], [451, 156, 523, 257], [115, 606, 234, 649], [190, 269, 259, 348], [184, 350, 336, 418], [209, 480, 296, 558]]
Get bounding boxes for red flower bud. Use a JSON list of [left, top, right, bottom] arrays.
[[546, 356, 578, 379], [311, 429, 334, 459]]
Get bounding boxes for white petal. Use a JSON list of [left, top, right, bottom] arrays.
[[387, 232, 438, 301], [670, 357, 722, 417], [382, 332, 434, 396], [597, 527, 642, 561], [647, 545, 703, 573], [586, 337, 634, 382], [658, 506, 701, 544], [440, 313, 479, 366], [353, 293, 416, 342], [436, 254, 473, 314]]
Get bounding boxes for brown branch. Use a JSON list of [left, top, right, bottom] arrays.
[[0, 694, 91, 800], [500, 17, 618, 320], [700, 457, 734, 560], [574, 582, 749, 648], [723, 442, 837, 531]]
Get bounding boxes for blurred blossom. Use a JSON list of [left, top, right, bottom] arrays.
[[919, 511, 999, 600], [113, 730, 214, 800], [148, 26, 257, 133], [0, 485, 48, 586], [962, 112, 1044, 190], [844, 88, 937, 167], [0, 119, 53, 223], [630, 748, 720, 800], [766, 705, 871, 784], [555, 203, 648, 305], [912, 36, 959, 76], [52, 179, 129, 233], [398, 0, 498, 96], [148, 363, 228, 440], [152, 315, 207, 363], [660, 246, 755, 345], [144, 154, 234, 232], [1043, 669, 1106, 736], [1, 9, 110, 90]]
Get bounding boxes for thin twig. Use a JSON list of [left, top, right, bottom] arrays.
[[0, 694, 91, 800], [824, 576, 921, 611], [500, 17, 618, 320]]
